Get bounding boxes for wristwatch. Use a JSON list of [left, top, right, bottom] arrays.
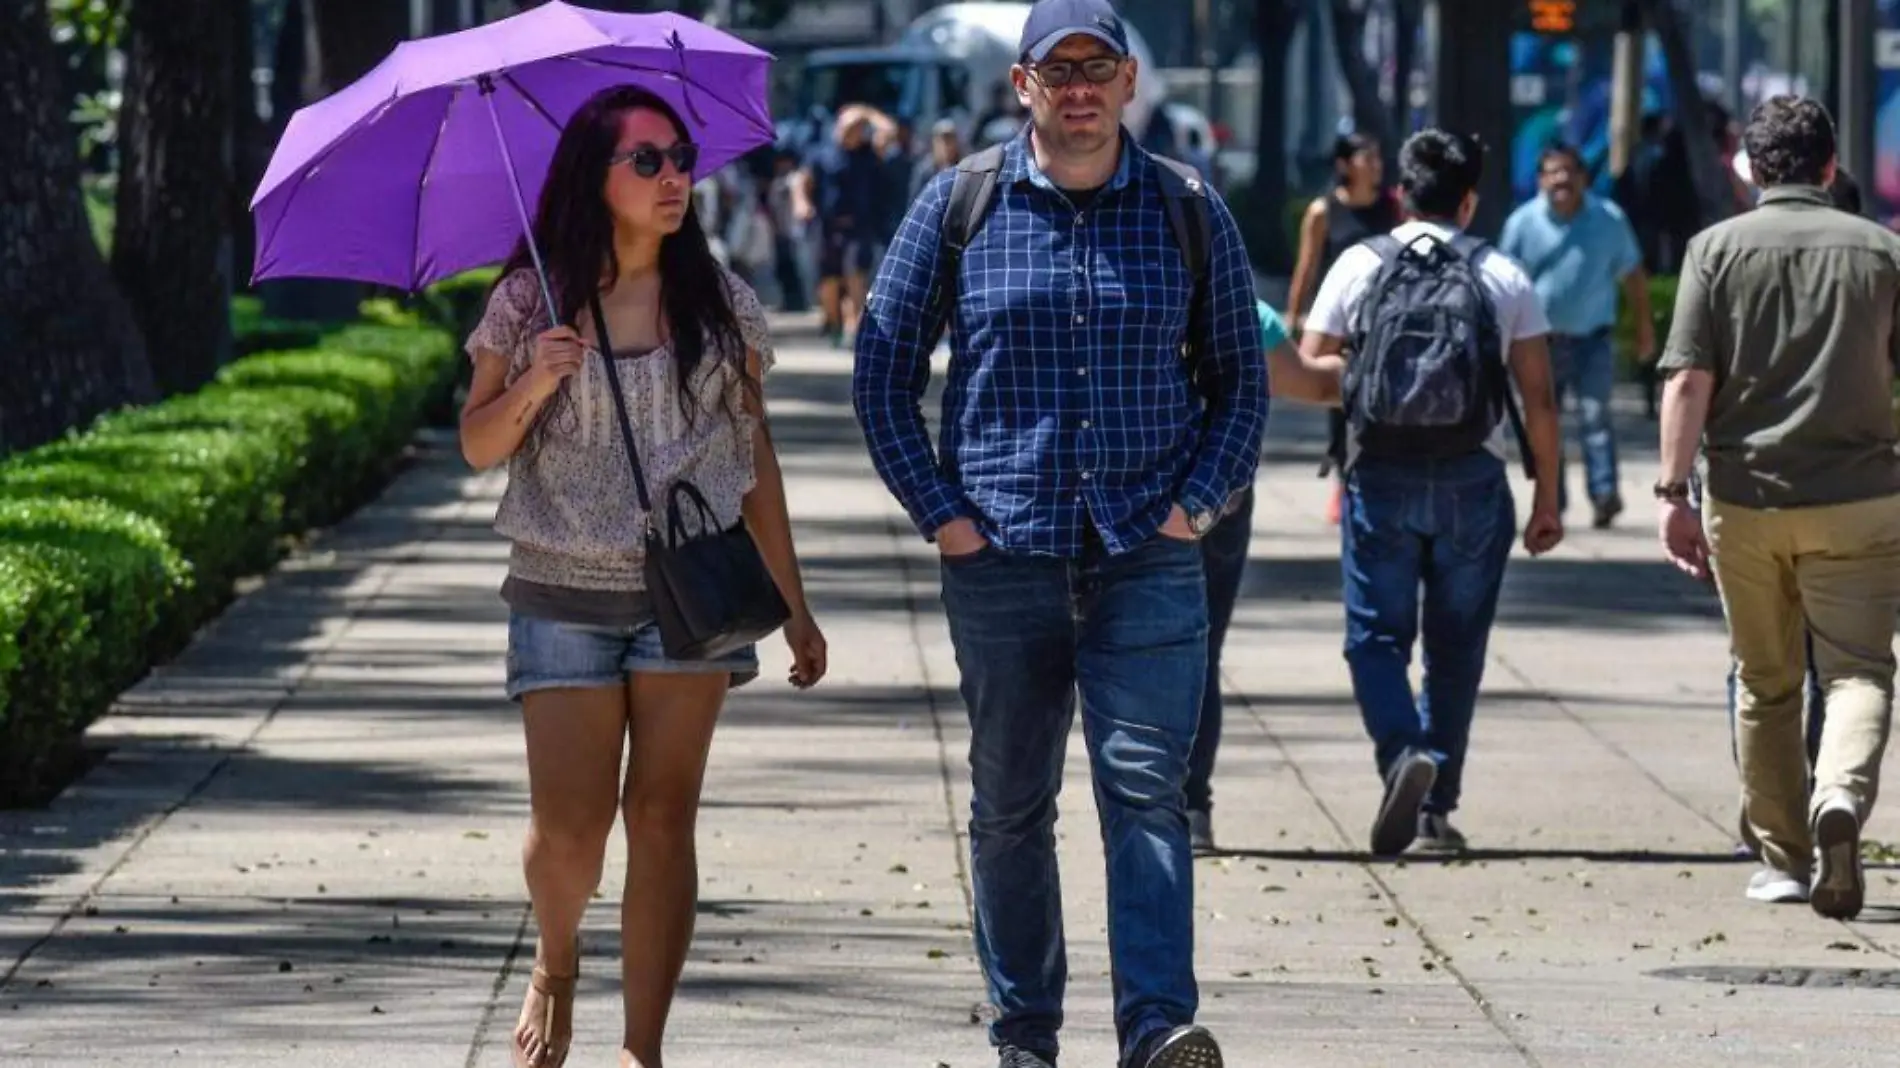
[[1186, 507, 1219, 538], [1653, 479, 1691, 503]]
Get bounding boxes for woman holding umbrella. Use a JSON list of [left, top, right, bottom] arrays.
[[459, 83, 828, 1068]]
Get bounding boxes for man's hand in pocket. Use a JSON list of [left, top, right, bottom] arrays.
[[935, 518, 989, 557]]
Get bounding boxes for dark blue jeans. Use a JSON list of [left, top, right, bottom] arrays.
[[940, 532, 1208, 1066], [1549, 329, 1620, 510], [1341, 451, 1515, 816], [1187, 486, 1254, 814]]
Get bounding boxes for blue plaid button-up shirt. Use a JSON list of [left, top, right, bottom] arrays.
[[851, 129, 1268, 557]]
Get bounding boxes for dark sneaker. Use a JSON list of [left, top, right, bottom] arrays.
[[1371, 750, 1437, 856], [1812, 794, 1865, 920], [999, 1046, 1056, 1068], [1591, 493, 1624, 529], [1188, 808, 1216, 856], [1415, 812, 1467, 854], [1136, 1024, 1223, 1068]]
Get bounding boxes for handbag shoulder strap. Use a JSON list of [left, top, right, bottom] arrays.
[[589, 294, 655, 517]]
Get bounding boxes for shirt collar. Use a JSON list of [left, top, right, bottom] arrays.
[[1539, 192, 1589, 223], [1756, 184, 1833, 208], [1000, 124, 1137, 194]]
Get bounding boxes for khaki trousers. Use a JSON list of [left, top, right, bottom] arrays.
[[1705, 492, 1900, 878]]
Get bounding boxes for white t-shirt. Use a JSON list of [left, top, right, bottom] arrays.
[[1303, 220, 1551, 457]]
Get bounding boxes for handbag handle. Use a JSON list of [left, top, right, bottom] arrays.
[[665, 480, 722, 547], [590, 295, 658, 533]]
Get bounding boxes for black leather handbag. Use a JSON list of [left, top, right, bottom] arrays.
[[591, 296, 790, 661]]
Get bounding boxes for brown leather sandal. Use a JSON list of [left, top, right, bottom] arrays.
[[515, 964, 577, 1068]]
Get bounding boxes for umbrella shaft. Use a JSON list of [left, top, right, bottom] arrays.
[[483, 84, 560, 322]]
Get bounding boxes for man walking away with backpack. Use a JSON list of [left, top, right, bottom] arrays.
[[1656, 97, 1900, 919], [851, 2, 1266, 1065], [1271, 129, 1564, 856]]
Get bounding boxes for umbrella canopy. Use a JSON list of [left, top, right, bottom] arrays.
[[250, 2, 776, 292]]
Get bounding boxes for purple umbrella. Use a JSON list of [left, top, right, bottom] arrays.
[[249, 2, 775, 305]]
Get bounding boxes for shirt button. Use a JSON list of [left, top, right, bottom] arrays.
[[1074, 314, 1085, 324], [1080, 419, 1092, 429], [1074, 213, 1084, 225], [1077, 367, 1088, 376], [1081, 471, 1093, 480]]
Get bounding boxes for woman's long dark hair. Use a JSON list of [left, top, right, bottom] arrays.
[[495, 84, 744, 423], [1332, 132, 1378, 188]]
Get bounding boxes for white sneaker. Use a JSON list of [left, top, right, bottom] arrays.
[[1811, 793, 1865, 920], [1745, 868, 1810, 904]]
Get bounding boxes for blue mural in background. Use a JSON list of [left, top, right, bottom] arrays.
[[1507, 30, 1675, 205], [1874, 0, 1900, 227]]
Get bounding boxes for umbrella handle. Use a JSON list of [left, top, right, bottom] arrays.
[[480, 74, 559, 324]]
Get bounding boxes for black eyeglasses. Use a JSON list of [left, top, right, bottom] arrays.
[[611, 142, 699, 178], [1027, 56, 1124, 88]]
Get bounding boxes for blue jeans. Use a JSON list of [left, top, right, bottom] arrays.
[[1341, 451, 1515, 815], [1550, 330, 1620, 509], [940, 532, 1208, 1065], [504, 612, 759, 700], [1187, 486, 1254, 814]]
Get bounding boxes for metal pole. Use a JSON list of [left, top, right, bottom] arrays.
[[1197, 0, 1221, 128], [1839, 0, 1873, 193], [1723, 0, 1743, 117], [1609, 0, 1643, 178]]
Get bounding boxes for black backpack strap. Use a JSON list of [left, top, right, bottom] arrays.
[[1447, 235, 1536, 481], [932, 144, 1008, 335], [1148, 154, 1214, 403]]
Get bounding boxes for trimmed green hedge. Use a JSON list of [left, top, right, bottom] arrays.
[[1613, 272, 1679, 377], [0, 286, 477, 805]]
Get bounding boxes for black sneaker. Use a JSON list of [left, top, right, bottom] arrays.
[[1591, 493, 1624, 529], [1135, 1024, 1223, 1068], [1188, 808, 1216, 856], [1371, 750, 1437, 857], [999, 1046, 1056, 1068], [1414, 811, 1467, 854]]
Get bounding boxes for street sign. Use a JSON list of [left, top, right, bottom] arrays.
[[1527, 0, 1576, 34]]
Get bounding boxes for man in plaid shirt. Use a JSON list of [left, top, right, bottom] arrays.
[[850, 3, 1265, 1065]]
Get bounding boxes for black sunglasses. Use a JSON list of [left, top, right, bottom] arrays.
[[1027, 56, 1124, 88], [611, 142, 699, 178]]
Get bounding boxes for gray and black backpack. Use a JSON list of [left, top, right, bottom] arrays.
[[1341, 231, 1533, 477]]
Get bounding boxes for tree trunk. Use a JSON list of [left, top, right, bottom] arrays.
[[1329, 0, 1395, 159], [1390, 0, 1423, 143], [113, 0, 241, 397], [231, 1, 262, 297], [1250, 0, 1305, 273], [309, 0, 411, 92], [1430, 0, 1516, 238], [260, 0, 407, 322], [1644, 0, 1733, 229], [0, 2, 155, 455]]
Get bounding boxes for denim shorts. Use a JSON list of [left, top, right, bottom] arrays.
[[505, 612, 759, 701]]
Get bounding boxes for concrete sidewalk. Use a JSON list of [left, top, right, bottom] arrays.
[[5, 324, 1900, 1067]]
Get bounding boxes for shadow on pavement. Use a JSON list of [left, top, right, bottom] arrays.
[[1207, 847, 1749, 866]]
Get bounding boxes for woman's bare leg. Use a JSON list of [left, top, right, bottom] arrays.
[[616, 671, 728, 1068], [517, 685, 627, 1067]]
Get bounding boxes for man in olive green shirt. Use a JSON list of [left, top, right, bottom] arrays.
[[1656, 96, 1900, 921]]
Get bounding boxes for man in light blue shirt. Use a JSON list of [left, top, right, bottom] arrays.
[[1500, 142, 1656, 528]]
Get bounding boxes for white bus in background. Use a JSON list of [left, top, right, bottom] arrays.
[[794, 1, 1169, 153]]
